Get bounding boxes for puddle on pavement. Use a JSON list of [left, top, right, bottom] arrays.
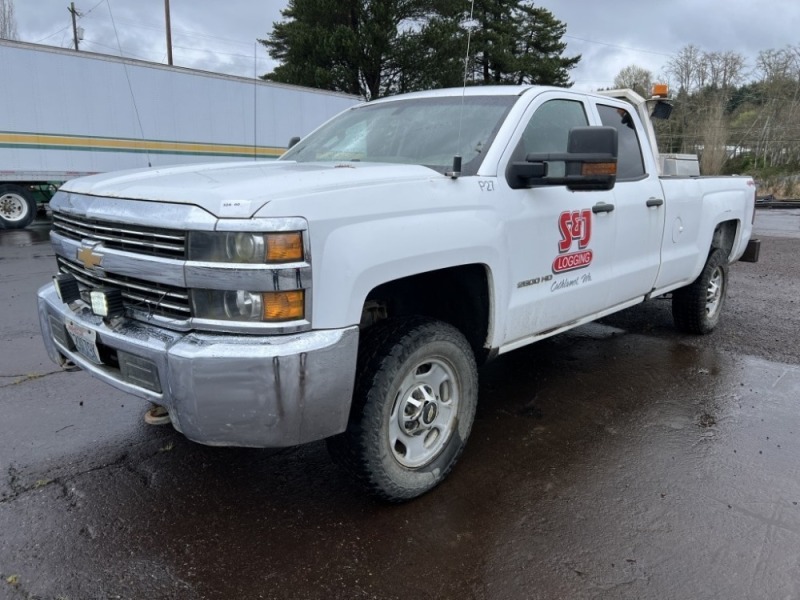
[[3, 323, 800, 599], [0, 220, 51, 247]]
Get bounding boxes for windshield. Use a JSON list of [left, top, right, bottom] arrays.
[[281, 95, 516, 176]]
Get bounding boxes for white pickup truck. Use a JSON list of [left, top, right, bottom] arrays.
[[38, 85, 759, 501]]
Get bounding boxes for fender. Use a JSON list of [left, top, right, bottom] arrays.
[[251, 169, 509, 338], [311, 205, 505, 333]]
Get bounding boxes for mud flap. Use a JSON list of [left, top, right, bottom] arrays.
[[740, 238, 761, 263]]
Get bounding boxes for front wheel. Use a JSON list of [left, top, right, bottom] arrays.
[[672, 248, 729, 334], [0, 184, 37, 230], [328, 317, 478, 502]]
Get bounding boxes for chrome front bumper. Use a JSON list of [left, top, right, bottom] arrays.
[[38, 283, 359, 448]]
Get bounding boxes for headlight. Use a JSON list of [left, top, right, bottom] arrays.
[[189, 231, 304, 263], [191, 289, 305, 322], [226, 233, 265, 263], [224, 290, 263, 320]]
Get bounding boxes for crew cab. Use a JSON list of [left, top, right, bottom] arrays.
[[37, 85, 759, 501]]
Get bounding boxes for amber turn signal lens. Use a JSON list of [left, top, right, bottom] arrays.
[[582, 162, 617, 176], [262, 290, 305, 321], [266, 232, 303, 262]]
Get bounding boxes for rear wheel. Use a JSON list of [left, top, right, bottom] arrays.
[[0, 184, 36, 230], [672, 248, 728, 334], [328, 317, 478, 502]]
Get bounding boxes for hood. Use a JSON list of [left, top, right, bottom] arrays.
[[61, 161, 440, 218]]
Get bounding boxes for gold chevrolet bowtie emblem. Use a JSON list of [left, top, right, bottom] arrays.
[[77, 246, 104, 270]]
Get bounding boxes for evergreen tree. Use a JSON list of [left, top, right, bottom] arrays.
[[261, 0, 442, 99], [261, 0, 580, 98], [465, 1, 579, 86]]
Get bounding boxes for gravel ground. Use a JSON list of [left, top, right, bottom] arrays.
[[601, 232, 800, 365]]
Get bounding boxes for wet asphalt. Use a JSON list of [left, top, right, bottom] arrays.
[[1, 211, 799, 599]]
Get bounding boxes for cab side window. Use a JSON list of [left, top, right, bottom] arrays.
[[514, 100, 588, 177], [520, 100, 589, 153], [597, 104, 646, 180]]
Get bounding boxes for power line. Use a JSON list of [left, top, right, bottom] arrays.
[[80, 0, 106, 18], [73, 9, 271, 66], [104, 0, 150, 165], [35, 1, 262, 60], [79, 38, 156, 62], [100, 14, 258, 48], [58, 2, 271, 70], [564, 34, 675, 58], [34, 24, 71, 43], [33, 0, 106, 44], [173, 44, 271, 64]]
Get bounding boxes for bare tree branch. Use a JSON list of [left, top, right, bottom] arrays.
[[0, 0, 18, 40]]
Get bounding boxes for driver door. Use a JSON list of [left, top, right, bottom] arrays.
[[501, 94, 618, 349]]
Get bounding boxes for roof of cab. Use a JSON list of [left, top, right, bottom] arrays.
[[364, 85, 565, 104]]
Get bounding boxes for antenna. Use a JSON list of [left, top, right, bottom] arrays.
[[447, 0, 476, 180], [253, 41, 258, 161], [107, 0, 152, 167]]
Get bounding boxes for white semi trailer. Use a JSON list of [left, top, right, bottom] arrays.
[[0, 39, 359, 229]]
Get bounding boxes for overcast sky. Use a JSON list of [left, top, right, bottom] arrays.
[[11, 0, 800, 93]]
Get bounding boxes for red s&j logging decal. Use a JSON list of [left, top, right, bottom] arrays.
[[553, 209, 593, 273]]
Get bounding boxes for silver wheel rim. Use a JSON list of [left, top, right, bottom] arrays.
[[705, 266, 724, 317], [0, 192, 30, 223], [389, 357, 459, 468]]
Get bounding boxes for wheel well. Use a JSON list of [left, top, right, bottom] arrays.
[[711, 220, 738, 260], [360, 264, 492, 364]]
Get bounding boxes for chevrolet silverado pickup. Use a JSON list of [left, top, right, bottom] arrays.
[[37, 85, 759, 501]]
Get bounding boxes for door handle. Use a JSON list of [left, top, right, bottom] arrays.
[[646, 198, 664, 208], [592, 202, 615, 214]]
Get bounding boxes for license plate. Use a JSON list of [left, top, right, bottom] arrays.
[[65, 319, 102, 364]]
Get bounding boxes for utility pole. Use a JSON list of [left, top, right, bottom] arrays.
[[68, 2, 79, 51], [164, 0, 173, 65]]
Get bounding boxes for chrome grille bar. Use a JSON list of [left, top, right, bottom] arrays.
[[57, 256, 191, 319], [53, 212, 186, 259]]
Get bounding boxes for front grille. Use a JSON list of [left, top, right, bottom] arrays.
[[57, 256, 191, 320], [53, 212, 186, 259]]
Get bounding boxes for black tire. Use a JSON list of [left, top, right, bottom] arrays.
[[327, 317, 478, 502], [672, 248, 728, 334], [0, 184, 36, 230]]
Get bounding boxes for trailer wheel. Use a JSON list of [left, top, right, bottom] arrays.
[[672, 248, 728, 334], [327, 317, 478, 502], [0, 185, 36, 230]]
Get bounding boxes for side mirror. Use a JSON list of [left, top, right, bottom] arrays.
[[507, 126, 618, 191], [288, 136, 301, 149]]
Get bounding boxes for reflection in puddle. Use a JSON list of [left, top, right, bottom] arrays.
[[0, 219, 52, 247]]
